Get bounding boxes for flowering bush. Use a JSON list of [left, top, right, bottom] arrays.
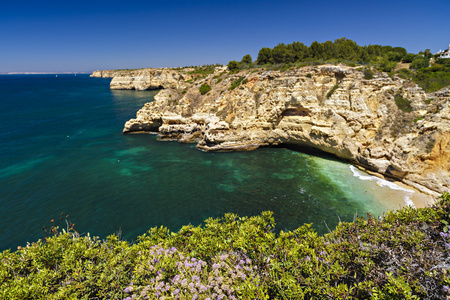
[[0, 193, 449, 299], [124, 248, 263, 299]]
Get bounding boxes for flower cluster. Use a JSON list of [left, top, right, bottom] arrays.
[[439, 227, 450, 249], [123, 247, 261, 299]]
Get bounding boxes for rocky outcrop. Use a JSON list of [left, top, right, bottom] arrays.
[[109, 69, 191, 91], [90, 70, 118, 78], [119, 65, 449, 195]]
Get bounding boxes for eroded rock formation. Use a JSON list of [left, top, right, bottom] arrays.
[[96, 65, 450, 195]]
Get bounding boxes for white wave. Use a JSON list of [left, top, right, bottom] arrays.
[[349, 165, 415, 207]]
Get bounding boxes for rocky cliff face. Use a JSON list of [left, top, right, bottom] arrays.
[[107, 66, 449, 195], [91, 69, 191, 90], [90, 70, 118, 78], [110, 69, 191, 91]]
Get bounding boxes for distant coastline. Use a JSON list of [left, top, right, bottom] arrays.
[[0, 72, 92, 75]]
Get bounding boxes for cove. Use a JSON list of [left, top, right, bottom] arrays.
[[0, 74, 430, 251]]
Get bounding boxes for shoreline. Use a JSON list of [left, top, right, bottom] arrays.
[[350, 165, 436, 209]]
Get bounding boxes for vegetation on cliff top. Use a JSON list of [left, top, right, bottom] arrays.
[[221, 38, 450, 93], [1, 193, 450, 299]]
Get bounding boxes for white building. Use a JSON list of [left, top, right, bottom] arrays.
[[435, 44, 450, 59]]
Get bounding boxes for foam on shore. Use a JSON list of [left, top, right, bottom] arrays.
[[349, 165, 415, 207]]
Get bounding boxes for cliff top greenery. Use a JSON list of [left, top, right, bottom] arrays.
[[222, 38, 450, 93], [2, 193, 450, 299], [105, 38, 450, 93]]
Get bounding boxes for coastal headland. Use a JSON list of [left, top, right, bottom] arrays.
[[91, 65, 450, 196]]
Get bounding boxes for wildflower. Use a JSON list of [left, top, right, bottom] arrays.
[[124, 286, 133, 293], [173, 289, 180, 295], [181, 279, 188, 287], [219, 254, 228, 261], [444, 285, 449, 293], [446, 243, 450, 249]]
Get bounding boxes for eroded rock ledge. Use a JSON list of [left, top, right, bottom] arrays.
[[96, 65, 450, 195]]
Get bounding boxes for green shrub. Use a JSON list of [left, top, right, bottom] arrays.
[[306, 73, 312, 78], [326, 84, 339, 99], [228, 77, 246, 91], [1, 194, 450, 299], [410, 58, 429, 70], [363, 67, 373, 79], [199, 84, 212, 95], [227, 60, 240, 73], [394, 93, 413, 112], [240, 54, 252, 65]]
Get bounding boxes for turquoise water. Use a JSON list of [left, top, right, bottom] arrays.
[[0, 74, 407, 251]]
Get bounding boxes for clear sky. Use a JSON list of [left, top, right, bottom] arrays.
[[1, 0, 449, 73]]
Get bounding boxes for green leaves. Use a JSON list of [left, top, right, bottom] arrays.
[[199, 83, 211, 95], [2, 195, 450, 299]]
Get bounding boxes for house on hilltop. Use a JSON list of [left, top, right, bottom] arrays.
[[435, 44, 450, 59]]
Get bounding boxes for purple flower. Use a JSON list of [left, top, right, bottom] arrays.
[[174, 289, 180, 295], [181, 279, 188, 287], [124, 286, 133, 293], [446, 243, 450, 249], [440, 232, 449, 239], [444, 285, 449, 293]]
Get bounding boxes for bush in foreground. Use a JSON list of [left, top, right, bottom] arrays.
[[1, 193, 450, 299]]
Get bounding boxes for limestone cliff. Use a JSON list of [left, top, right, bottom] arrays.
[[90, 70, 118, 78], [101, 66, 449, 195]]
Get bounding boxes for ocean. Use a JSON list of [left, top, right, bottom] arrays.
[[0, 74, 423, 251]]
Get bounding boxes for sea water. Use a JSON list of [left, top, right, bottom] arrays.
[[0, 74, 420, 251]]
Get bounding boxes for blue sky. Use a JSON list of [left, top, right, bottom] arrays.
[[1, 0, 449, 72]]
